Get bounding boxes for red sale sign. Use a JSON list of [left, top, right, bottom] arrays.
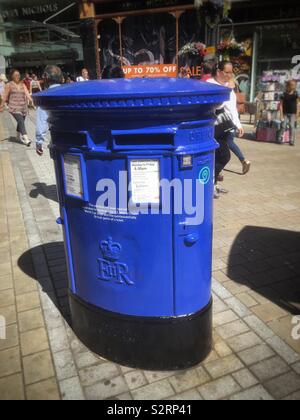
[[123, 64, 178, 79]]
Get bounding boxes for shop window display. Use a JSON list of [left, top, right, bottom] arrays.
[[122, 13, 176, 66], [98, 10, 208, 78], [99, 19, 120, 67], [178, 10, 205, 77], [99, 14, 176, 68]]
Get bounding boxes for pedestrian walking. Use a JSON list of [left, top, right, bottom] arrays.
[[35, 65, 63, 156], [30, 74, 42, 95], [227, 78, 251, 174], [76, 68, 89, 82], [0, 74, 7, 107], [23, 72, 32, 91], [201, 61, 216, 82], [0, 69, 33, 146], [279, 80, 299, 146], [65, 75, 75, 84], [207, 61, 245, 198]]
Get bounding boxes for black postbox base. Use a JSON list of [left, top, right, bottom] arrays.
[[69, 293, 213, 371]]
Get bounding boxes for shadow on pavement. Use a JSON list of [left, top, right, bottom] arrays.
[[4, 136, 20, 144], [30, 182, 58, 203], [18, 242, 71, 324], [18, 227, 300, 331], [3, 136, 38, 148], [228, 226, 300, 315], [242, 132, 256, 141], [224, 168, 243, 176]]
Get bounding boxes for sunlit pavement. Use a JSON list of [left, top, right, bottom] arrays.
[[0, 110, 300, 400]]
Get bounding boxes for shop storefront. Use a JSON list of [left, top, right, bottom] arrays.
[[79, 0, 213, 79], [0, 0, 84, 77], [79, 0, 300, 102], [219, 3, 300, 105]]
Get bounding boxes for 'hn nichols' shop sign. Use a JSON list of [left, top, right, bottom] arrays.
[[0, 1, 77, 22]]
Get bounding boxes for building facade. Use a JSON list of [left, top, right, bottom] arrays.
[[0, 0, 84, 77], [78, 0, 300, 100]]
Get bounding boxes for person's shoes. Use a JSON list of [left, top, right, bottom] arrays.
[[20, 135, 32, 147], [289, 142, 295, 146], [217, 173, 224, 182], [214, 186, 220, 199], [216, 186, 229, 194], [242, 160, 251, 174], [36, 144, 44, 156]]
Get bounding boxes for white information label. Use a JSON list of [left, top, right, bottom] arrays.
[[63, 155, 83, 199], [130, 159, 160, 204]]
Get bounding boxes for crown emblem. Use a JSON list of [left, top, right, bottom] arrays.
[[100, 237, 122, 262]]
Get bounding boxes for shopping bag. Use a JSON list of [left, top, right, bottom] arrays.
[[256, 127, 277, 142]]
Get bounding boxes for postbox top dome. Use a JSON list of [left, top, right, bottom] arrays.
[[34, 77, 230, 111]]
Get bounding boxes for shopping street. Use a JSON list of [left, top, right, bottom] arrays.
[[0, 110, 300, 400]]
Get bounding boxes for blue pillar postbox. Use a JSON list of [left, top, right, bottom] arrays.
[[35, 78, 229, 370]]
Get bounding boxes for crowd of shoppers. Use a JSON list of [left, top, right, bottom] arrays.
[[0, 62, 297, 192], [0, 65, 126, 154]]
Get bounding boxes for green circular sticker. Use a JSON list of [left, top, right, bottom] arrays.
[[198, 167, 211, 185]]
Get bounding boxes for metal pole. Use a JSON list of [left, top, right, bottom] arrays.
[[43, 2, 76, 24], [171, 11, 183, 72], [250, 31, 258, 102], [94, 19, 101, 79], [117, 17, 124, 65], [216, 24, 220, 48], [176, 13, 179, 68]]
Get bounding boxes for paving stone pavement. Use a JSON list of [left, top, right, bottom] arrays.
[[0, 110, 300, 400]]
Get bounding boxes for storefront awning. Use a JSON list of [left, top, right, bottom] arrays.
[[10, 49, 79, 67], [0, 20, 80, 39]]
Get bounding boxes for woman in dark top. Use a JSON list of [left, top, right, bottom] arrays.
[[280, 80, 299, 146]]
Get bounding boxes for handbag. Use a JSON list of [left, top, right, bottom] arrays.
[[214, 108, 235, 139], [236, 92, 246, 115]]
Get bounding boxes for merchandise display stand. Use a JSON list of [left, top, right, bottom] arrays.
[[256, 70, 300, 143]]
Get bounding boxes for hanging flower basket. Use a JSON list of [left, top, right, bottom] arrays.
[[217, 40, 246, 58], [178, 42, 207, 58]]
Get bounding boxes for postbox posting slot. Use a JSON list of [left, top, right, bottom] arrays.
[[50, 130, 110, 152], [111, 127, 177, 151]]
